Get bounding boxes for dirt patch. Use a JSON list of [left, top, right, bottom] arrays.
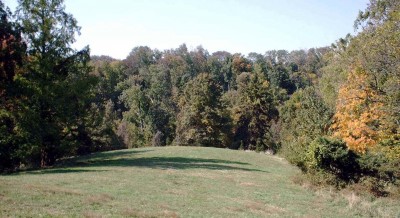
[[24, 184, 83, 196], [84, 193, 114, 205], [160, 210, 180, 218], [44, 208, 65, 217], [190, 172, 218, 179], [122, 208, 180, 218], [344, 192, 361, 209], [156, 204, 179, 218], [166, 189, 188, 196], [121, 208, 146, 217], [269, 155, 287, 162], [244, 201, 285, 215], [219, 197, 285, 215], [164, 167, 178, 174], [239, 182, 261, 187], [159, 204, 171, 210], [224, 206, 246, 213], [83, 211, 103, 218]]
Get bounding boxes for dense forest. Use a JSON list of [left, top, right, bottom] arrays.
[[1, 0, 399, 196]]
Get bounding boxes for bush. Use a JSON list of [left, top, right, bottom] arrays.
[[303, 138, 400, 196], [305, 137, 360, 183], [357, 150, 400, 196], [278, 87, 332, 170]]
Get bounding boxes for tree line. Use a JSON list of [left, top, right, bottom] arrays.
[[1, 0, 399, 195]]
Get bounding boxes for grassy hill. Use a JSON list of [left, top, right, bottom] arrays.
[[0, 146, 398, 217]]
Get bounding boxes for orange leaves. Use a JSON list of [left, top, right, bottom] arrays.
[[332, 68, 385, 153], [232, 55, 252, 74]]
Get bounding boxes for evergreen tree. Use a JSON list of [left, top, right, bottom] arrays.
[[15, 0, 96, 166]]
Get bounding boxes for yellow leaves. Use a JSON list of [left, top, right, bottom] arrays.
[[372, 145, 400, 161], [332, 67, 385, 153], [262, 80, 270, 88]]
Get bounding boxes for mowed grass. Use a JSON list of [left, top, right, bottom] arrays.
[[0, 146, 399, 217]]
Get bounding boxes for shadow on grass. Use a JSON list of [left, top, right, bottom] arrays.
[[80, 156, 268, 173], [22, 168, 107, 175], [56, 149, 153, 167], [3, 149, 151, 176], [9, 148, 268, 175], [77, 149, 153, 160]]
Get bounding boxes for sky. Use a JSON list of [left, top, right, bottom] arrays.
[[4, 0, 369, 59]]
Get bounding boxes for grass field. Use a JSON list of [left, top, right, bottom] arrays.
[[0, 146, 399, 217]]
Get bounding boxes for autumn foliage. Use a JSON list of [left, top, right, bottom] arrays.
[[332, 67, 384, 153]]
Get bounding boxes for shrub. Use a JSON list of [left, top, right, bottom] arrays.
[[279, 87, 332, 170], [305, 137, 360, 183], [303, 138, 400, 196], [357, 150, 400, 196]]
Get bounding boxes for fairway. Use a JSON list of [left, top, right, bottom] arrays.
[[0, 146, 398, 217]]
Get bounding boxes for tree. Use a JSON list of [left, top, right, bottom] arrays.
[[119, 74, 152, 148], [147, 64, 176, 145], [15, 0, 96, 166], [189, 46, 209, 75], [355, 0, 400, 31], [318, 38, 350, 109], [159, 49, 190, 92], [230, 72, 278, 151], [210, 51, 233, 91], [0, 0, 27, 171], [0, 2, 25, 94], [266, 65, 296, 95], [353, 1, 400, 150], [85, 58, 125, 152], [123, 46, 159, 77], [265, 50, 289, 66], [279, 87, 332, 167], [174, 73, 230, 147], [119, 61, 176, 147], [330, 0, 400, 153], [332, 67, 385, 153], [230, 54, 252, 90]]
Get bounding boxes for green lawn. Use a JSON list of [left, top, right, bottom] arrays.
[[0, 146, 398, 217]]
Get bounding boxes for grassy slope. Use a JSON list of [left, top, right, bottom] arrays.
[[0, 146, 398, 217]]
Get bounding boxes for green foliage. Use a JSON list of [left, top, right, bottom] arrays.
[[120, 81, 153, 147], [119, 53, 176, 148], [11, 0, 97, 167], [267, 65, 296, 95], [357, 150, 400, 196], [322, 0, 400, 150], [0, 111, 22, 171], [0, 1, 27, 171], [174, 73, 230, 147], [306, 137, 359, 183], [350, 6, 400, 147], [207, 51, 233, 90], [311, 0, 400, 194], [301, 139, 400, 196], [279, 87, 332, 168], [229, 72, 278, 151]]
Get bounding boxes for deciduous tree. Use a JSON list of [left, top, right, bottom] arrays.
[[174, 73, 230, 147], [332, 68, 385, 153]]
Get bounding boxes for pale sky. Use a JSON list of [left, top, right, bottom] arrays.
[[4, 0, 369, 59]]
